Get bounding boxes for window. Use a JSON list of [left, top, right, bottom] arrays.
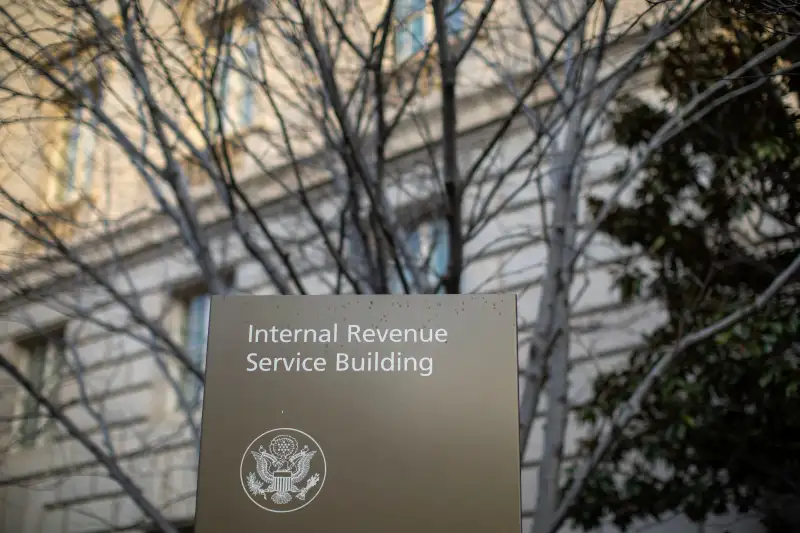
[[239, 24, 260, 128], [207, 24, 260, 134], [55, 98, 99, 202], [392, 219, 450, 293], [219, 31, 233, 132], [171, 273, 233, 412], [16, 330, 65, 449], [176, 292, 212, 411], [395, 0, 426, 62], [204, 28, 233, 135], [394, 0, 465, 63], [445, 0, 464, 35]]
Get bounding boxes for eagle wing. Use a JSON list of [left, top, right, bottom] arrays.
[[251, 451, 278, 484], [291, 450, 317, 484]]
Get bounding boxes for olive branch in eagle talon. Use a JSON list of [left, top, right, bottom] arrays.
[[246, 472, 267, 498]]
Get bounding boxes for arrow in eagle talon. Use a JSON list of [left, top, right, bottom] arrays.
[[296, 473, 320, 500]]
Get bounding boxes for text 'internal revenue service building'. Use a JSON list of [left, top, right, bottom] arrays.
[[195, 295, 521, 533]]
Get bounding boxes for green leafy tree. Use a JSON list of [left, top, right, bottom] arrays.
[[567, 4, 800, 533]]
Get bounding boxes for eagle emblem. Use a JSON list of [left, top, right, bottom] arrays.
[[240, 428, 326, 512]]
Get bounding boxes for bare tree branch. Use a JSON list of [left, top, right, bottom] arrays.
[[0, 351, 180, 533]]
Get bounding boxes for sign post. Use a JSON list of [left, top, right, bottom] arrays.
[[195, 295, 521, 533]]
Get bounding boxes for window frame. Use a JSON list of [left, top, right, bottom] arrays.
[[61, 106, 82, 198], [206, 22, 262, 135], [394, 0, 427, 63], [393, 0, 466, 63], [206, 26, 235, 135], [12, 329, 66, 451], [46, 43, 104, 203], [176, 291, 212, 411], [54, 92, 100, 204], [165, 272, 235, 415], [239, 23, 260, 128], [390, 217, 451, 294]]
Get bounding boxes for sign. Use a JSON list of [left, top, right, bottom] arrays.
[[195, 295, 521, 533]]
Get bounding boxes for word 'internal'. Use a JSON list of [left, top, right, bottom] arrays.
[[248, 324, 448, 344]]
